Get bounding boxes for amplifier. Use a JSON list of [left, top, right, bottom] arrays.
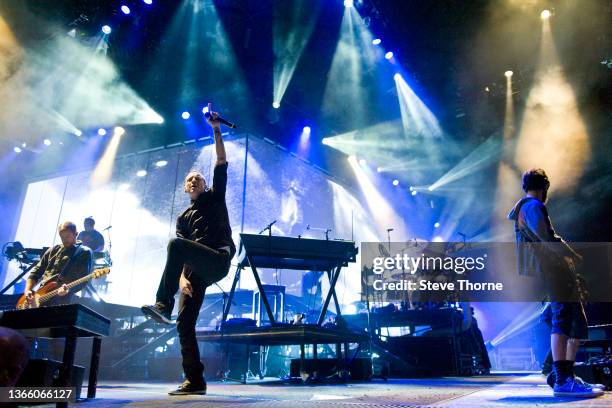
[[17, 358, 84, 399]]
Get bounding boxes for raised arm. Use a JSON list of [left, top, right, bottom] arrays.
[[206, 103, 226, 166]]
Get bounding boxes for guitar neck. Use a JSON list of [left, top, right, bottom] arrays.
[[38, 272, 98, 304]]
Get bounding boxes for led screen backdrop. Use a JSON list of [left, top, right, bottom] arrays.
[[4, 135, 381, 308]]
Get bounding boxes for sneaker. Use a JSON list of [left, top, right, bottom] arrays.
[[553, 377, 604, 398], [168, 380, 207, 395], [547, 372, 606, 390], [574, 376, 606, 391], [141, 302, 173, 325]]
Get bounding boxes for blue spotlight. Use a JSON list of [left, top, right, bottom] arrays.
[[434, 222, 440, 228], [344, 0, 354, 7], [392, 179, 399, 186], [303, 126, 311, 135], [385, 51, 394, 60], [43, 139, 52, 146], [98, 128, 107, 136], [14, 147, 22, 153], [121, 5, 131, 15], [372, 38, 381, 45], [102, 25, 111, 35], [181, 111, 190, 120]]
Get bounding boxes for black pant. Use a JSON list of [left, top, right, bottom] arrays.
[[155, 237, 231, 383]]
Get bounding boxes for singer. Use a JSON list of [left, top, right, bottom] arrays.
[[141, 103, 236, 395]]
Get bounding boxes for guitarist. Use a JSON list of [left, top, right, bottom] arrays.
[[508, 169, 603, 398], [24, 221, 93, 307]]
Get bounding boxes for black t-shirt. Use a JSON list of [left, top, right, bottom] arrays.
[[176, 162, 236, 256]]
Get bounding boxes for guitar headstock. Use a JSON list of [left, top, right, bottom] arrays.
[[92, 267, 111, 279]]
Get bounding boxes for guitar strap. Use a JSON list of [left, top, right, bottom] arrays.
[[57, 244, 85, 282]]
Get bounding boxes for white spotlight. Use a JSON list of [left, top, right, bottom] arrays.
[[98, 128, 107, 136], [14, 147, 22, 153], [540, 9, 551, 20], [272, 101, 280, 109], [181, 111, 190, 120], [411, 190, 417, 196], [303, 126, 311, 135], [114, 126, 125, 136], [136, 170, 147, 177], [376, 167, 382, 172], [102, 25, 112, 35], [344, 0, 354, 8], [75, 129, 83, 137], [392, 179, 399, 186], [433, 236, 444, 242], [372, 38, 381, 45], [155, 160, 168, 168], [434, 222, 440, 228], [143, 0, 153, 4], [505, 70, 513, 78], [385, 51, 394, 60], [21, 142, 27, 148], [121, 5, 131, 15], [393, 73, 401, 81], [43, 139, 52, 146]]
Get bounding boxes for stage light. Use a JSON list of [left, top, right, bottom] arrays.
[[121, 5, 131, 15], [272, 101, 280, 109], [181, 111, 190, 120], [136, 170, 147, 177], [43, 139, 51, 146], [504, 70, 513, 78], [385, 51, 394, 60], [540, 9, 551, 20], [102, 25, 111, 35], [372, 38, 381, 45], [409, 186, 414, 191], [114, 126, 125, 136], [201, 106, 209, 114], [393, 73, 401, 81], [14, 147, 22, 153], [143, 0, 153, 4], [359, 159, 366, 166], [154, 160, 168, 168], [411, 190, 417, 196], [303, 126, 311, 135], [21, 142, 27, 148], [392, 179, 399, 186], [98, 128, 107, 136], [376, 167, 382, 172], [322, 138, 330, 146], [433, 236, 443, 242], [75, 129, 83, 137], [344, 0, 354, 8], [434, 222, 440, 228]]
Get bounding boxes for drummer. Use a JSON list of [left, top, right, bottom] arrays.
[[77, 216, 105, 252]]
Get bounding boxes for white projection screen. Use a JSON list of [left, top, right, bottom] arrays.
[[4, 135, 379, 308]]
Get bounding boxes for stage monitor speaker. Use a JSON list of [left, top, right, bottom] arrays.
[[290, 358, 372, 380], [574, 358, 612, 389], [17, 358, 84, 399]]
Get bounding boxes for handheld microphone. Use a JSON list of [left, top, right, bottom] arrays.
[[204, 112, 238, 129]]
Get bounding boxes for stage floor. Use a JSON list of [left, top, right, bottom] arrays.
[[35, 374, 611, 407]]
